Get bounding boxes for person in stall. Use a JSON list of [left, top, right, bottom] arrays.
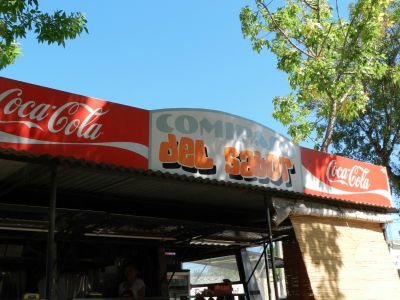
[[118, 262, 145, 298], [215, 279, 234, 300]]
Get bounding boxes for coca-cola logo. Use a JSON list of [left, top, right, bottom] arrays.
[[0, 88, 108, 140], [326, 160, 370, 190]]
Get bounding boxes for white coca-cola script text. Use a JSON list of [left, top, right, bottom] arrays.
[[326, 160, 370, 190], [0, 88, 108, 140]]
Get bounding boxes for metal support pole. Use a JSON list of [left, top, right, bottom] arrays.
[[265, 197, 279, 300], [45, 165, 58, 300], [276, 241, 286, 298], [263, 243, 272, 300], [246, 242, 268, 286], [235, 251, 251, 300]]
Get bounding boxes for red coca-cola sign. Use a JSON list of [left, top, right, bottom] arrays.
[[0, 77, 149, 169], [301, 147, 392, 207]]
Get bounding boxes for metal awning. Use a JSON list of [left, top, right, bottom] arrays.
[[0, 148, 395, 217], [0, 204, 281, 246], [0, 147, 395, 245], [0, 148, 390, 300]]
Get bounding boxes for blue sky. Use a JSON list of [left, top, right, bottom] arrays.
[[1, 0, 295, 143], [1, 1, 399, 236]]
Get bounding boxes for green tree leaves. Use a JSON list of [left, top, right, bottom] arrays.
[[241, 0, 400, 195], [0, 0, 88, 69], [332, 2, 400, 195], [240, 0, 393, 151]]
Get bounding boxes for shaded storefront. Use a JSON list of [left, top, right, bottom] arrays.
[[0, 77, 398, 300]]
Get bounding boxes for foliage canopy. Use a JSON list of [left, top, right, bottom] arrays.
[[332, 2, 400, 195], [0, 0, 88, 69], [240, 0, 396, 151]]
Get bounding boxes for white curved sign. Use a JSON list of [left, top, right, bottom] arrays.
[[150, 109, 303, 192]]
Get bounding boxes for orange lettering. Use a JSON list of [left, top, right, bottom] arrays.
[[266, 153, 281, 181], [179, 137, 195, 167], [195, 140, 213, 169], [240, 150, 255, 177], [224, 147, 240, 175], [159, 134, 178, 163], [253, 151, 268, 178], [280, 156, 293, 182]]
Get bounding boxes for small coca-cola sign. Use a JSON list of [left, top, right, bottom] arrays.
[[0, 77, 149, 169], [302, 147, 391, 207], [0, 88, 107, 140]]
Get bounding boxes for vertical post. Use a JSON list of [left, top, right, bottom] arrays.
[[235, 251, 251, 300], [246, 243, 268, 286], [157, 247, 169, 297], [265, 197, 279, 300], [276, 241, 286, 298], [263, 243, 272, 300], [45, 165, 58, 300]]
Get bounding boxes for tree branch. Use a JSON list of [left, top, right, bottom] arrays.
[[335, 0, 346, 38], [335, 9, 361, 83], [382, 94, 393, 153], [357, 117, 385, 160], [338, 85, 354, 103], [317, 22, 333, 57], [301, 0, 317, 11], [259, 1, 316, 58], [321, 99, 337, 152], [387, 165, 400, 193], [391, 120, 400, 147]]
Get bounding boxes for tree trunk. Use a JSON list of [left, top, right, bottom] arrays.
[[387, 166, 400, 195], [320, 100, 337, 152]]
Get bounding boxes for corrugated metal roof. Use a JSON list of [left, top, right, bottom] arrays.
[[0, 147, 396, 253], [0, 147, 397, 214]]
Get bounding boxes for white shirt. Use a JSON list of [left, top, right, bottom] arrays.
[[118, 278, 145, 298]]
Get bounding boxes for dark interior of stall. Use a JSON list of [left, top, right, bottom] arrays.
[[0, 153, 300, 299], [0, 239, 162, 298], [0, 229, 290, 299]]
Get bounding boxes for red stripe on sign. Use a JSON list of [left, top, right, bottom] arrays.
[[0, 77, 149, 169]]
